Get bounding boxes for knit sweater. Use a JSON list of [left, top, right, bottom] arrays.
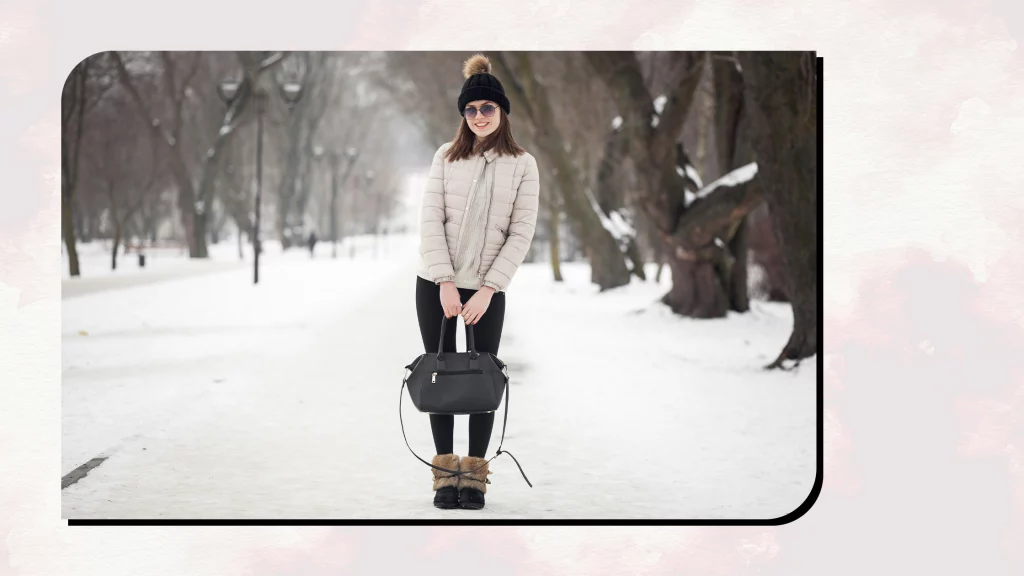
[[451, 154, 496, 290]]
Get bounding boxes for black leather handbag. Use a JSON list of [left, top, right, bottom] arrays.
[[400, 314, 532, 486]]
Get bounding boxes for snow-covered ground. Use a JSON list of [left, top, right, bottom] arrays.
[[61, 234, 816, 519]]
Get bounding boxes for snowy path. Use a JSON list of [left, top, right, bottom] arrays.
[[62, 237, 816, 519], [62, 259, 247, 300]]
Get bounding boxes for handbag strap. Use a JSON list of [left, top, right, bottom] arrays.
[[399, 367, 532, 488]]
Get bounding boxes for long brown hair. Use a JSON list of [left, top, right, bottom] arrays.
[[443, 107, 525, 162]]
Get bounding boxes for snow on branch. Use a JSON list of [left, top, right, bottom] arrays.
[[684, 164, 703, 189], [650, 94, 667, 128], [676, 163, 704, 190], [690, 162, 758, 206], [259, 52, 287, 71], [653, 94, 667, 114], [609, 210, 636, 239], [583, 187, 635, 246]]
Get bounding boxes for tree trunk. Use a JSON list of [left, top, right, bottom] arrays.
[[595, 127, 645, 281], [738, 52, 818, 367], [73, 206, 85, 242], [330, 156, 339, 259], [661, 243, 730, 317], [549, 213, 563, 282], [188, 206, 209, 258], [62, 60, 87, 278], [728, 217, 750, 312], [693, 53, 716, 179], [62, 193, 81, 277], [713, 51, 753, 312], [547, 159, 627, 291], [111, 223, 122, 271]]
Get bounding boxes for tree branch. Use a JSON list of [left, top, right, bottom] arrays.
[[671, 176, 763, 248], [585, 51, 654, 140], [113, 52, 173, 147], [492, 52, 538, 123], [67, 59, 89, 197], [258, 51, 288, 72], [158, 52, 184, 136], [652, 52, 704, 151], [180, 52, 202, 98]]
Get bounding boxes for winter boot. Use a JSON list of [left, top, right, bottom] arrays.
[[431, 454, 461, 509], [458, 456, 492, 510]]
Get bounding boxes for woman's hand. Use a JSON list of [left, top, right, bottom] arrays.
[[439, 282, 463, 318], [461, 287, 494, 325]]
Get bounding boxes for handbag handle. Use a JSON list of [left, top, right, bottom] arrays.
[[436, 313, 479, 370]]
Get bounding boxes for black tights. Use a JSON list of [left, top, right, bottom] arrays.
[[415, 275, 505, 457]]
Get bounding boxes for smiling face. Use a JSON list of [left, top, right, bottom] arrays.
[[463, 99, 502, 140]]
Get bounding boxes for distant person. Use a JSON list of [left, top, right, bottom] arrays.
[[415, 53, 540, 510], [307, 230, 317, 257]]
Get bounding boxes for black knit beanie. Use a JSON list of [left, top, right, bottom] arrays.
[[457, 54, 511, 116]]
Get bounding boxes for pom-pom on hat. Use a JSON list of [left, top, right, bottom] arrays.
[[457, 53, 511, 116]]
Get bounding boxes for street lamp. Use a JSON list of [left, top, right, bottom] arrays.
[[218, 79, 241, 104], [218, 71, 303, 285], [279, 81, 304, 110]]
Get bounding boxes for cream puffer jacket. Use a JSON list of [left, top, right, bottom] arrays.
[[417, 142, 540, 292]]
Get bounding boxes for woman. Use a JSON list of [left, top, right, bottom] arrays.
[[415, 53, 540, 510]]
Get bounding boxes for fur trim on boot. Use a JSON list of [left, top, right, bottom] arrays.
[[458, 456, 492, 494], [431, 454, 461, 491]]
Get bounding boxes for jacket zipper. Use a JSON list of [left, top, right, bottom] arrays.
[[452, 155, 485, 267], [475, 163, 497, 282]]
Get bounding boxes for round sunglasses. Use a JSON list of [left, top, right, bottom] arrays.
[[463, 103, 498, 120]]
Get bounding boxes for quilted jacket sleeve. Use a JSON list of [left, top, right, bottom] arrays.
[[482, 153, 540, 292], [420, 144, 455, 283]]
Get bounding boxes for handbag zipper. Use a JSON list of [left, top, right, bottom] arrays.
[[432, 369, 484, 383]]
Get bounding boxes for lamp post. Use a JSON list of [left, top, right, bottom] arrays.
[[280, 80, 306, 251], [217, 78, 265, 284], [219, 72, 304, 285]]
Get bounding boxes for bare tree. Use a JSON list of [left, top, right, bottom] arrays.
[[587, 51, 764, 318], [112, 51, 285, 258], [737, 52, 818, 368], [61, 54, 115, 276], [76, 82, 165, 270]]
